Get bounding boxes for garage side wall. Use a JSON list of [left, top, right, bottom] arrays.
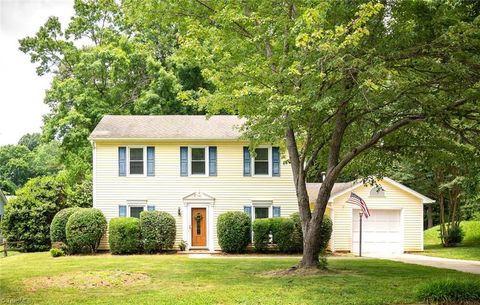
[[331, 180, 424, 253]]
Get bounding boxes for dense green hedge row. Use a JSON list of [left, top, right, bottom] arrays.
[[216, 211, 332, 254], [50, 208, 177, 255], [108, 211, 176, 254]]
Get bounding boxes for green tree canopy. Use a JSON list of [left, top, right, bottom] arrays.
[[20, 0, 209, 183], [133, 0, 480, 267]]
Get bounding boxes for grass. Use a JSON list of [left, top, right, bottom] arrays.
[[1, 252, 479, 305], [423, 221, 480, 261]]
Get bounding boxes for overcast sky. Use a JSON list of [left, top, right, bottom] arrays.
[[0, 0, 74, 145]]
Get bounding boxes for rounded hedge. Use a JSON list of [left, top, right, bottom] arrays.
[[289, 213, 332, 253], [108, 217, 142, 254], [252, 219, 271, 252], [271, 218, 299, 253], [50, 207, 82, 244], [66, 208, 107, 254], [217, 211, 251, 253], [140, 211, 176, 253]]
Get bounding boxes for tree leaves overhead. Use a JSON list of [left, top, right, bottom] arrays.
[[19, 0, 207, 181]]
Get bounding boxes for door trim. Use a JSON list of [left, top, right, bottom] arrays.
[[183, 203, 214, 252]]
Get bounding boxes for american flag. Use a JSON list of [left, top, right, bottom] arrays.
[[347, 192, 371, 218]]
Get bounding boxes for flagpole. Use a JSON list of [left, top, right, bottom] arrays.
[[359, 211, 363, 257]]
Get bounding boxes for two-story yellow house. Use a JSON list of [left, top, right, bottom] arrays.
[[90, 115, 299, 252], [91, 115, 433, 253]]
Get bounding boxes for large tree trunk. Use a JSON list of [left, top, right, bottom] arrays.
[[427, 205, 433, 229]]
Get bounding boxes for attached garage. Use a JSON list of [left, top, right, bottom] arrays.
[[307, 177, 435, 254], [352, 209, 402, 254]]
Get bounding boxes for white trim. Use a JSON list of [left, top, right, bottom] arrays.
[[252, 206, 272, 221], [328, 177, 435, 204], [92, 141, 97, 208], [382, 177, 435, 203], [330, 207, 335, 252], [126, 146, 147, 177], [252, 146, 272, 177], [126, 202, 147, 217], [183, 203, 214, 251], [420, 205, 424, 251], [183, 193, 215, 252], [188, 146, 209, 177]]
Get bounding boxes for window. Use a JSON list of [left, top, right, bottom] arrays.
[[370, 186, 385, 197], [254, 207, 269, 219], [130, 206, 144, 218], [254, 148, 269, 175], [129, 147, 145, 175], [191, 147, 206, 175]]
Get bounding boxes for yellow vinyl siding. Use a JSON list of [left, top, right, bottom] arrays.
[[93, 140, 298, 250], [331, 179, 424, 252]]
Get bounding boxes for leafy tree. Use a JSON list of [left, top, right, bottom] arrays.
[[0, 141, 63, 194], [0, 145, 33, 193], [18, 133, 42, 151], [1, 176, 70, 251], [67, 179, 93, 208], [20, 0, 206, 183], [142, 0, 480, 267]]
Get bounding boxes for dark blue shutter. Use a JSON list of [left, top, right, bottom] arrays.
[[209, 146, 217, 176], [147, 146, 155, 176], [244, 206, 252, 218], [118, 147, 126, 176], [119, 205, 127, 217], [272, 206, 281, 217], [147, 205, 155, 211], [243, 147, 251, 176], [180, 146, 188, 176], [272, 147, 280, 177]]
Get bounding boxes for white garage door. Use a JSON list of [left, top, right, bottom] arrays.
[[352, 209, 402, 254]]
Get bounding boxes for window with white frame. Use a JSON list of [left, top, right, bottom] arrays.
[[253, 148, 269, 175], [191, 147, 207, 175], [254, 207, 269, 219], [129, 206, 144, 218], [128, 147, 145, 175]]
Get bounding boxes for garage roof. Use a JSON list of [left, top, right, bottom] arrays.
[[306, 177, 435, 204]]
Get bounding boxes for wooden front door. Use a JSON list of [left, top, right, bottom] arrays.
[[191, 208, 207, 247]]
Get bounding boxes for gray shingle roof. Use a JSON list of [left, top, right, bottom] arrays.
[[306, 182, 357, 202], [90, 115, 245, 140]]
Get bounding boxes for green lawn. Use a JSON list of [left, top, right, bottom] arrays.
[[423, 221, 480, 261], [1, 253, 478, 305]]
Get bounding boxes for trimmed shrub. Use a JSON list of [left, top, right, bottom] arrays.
[[318, 216, 333, 253], [0, 176, 70, 251], [108, 217, 142, 254], [66, 208, 107, 254], [252, 219, 272, 252], [50, 207, 82, 244], [50, 248, 65, 257], [291, 212, 333, 254], [217, 211, 251, 253], [140, 211, 176, 253], [417, 279, 480, 304], [271, 218, 299, 253]]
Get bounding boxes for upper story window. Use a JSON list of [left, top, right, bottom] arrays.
[[191, 147, 206, 175], [253, 148, 270, 176], [129, 147, 145, 175], [370, 186, 385, 197]]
